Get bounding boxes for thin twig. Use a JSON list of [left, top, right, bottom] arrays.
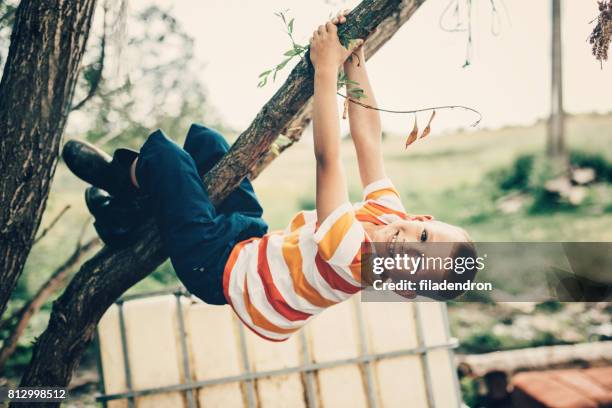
[[76, 216, 93, 247], [33, 205, 71, 245], [337, 92, 483, 127], [71, 3, 108, 111]]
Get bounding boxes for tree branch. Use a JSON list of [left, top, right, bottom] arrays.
[[18, 0, 426, 396]]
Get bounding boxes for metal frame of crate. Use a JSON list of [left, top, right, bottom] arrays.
[[94, 288, 462, 408]]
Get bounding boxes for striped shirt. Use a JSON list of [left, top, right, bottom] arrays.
[[222, 178, 410, 342]]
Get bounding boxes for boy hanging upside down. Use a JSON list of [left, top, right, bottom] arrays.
[[64, 11, 477, 342]]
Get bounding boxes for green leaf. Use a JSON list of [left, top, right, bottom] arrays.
[[349, 88, 366, 99], [258, 77, 268, 88], [284, 49, 300, 57], [275, 10, 288, 24], [276, 57, 292, 70], [259, 70, 272, 78], [288, 18, 294, 34]]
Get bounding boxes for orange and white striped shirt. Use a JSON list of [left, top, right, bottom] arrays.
[[222, 178, 409, 342]]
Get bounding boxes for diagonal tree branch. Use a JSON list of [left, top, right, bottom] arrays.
[[18, 0, 426, 396]]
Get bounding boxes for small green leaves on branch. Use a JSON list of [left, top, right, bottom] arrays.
[[337, 71, 366, 100], [258, 10, 366, 97], [258, 10, 308, 87], [259, 10, 482, 150]]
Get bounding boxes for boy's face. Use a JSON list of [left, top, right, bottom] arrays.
[[370, 219, 468, 256], [368, 220, 470, 299]]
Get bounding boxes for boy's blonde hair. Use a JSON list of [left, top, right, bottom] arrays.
[[417, 240, 479, 300]]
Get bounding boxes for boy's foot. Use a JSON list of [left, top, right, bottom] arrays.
[[62, 139, 140, 199], [85, 187, 148, 248]]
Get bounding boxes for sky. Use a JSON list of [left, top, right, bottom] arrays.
[[149, 0, 612, 135]]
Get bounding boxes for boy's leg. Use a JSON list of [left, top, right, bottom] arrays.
[[182, 124, 264, 218], [135, 130, 237, 304]]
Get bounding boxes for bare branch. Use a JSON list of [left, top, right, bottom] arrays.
[[70, 4, 108, 112], [33, 205, 71, 245]]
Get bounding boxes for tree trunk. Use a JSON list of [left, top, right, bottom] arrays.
[[0, 0, 98, 318], [547, 0, 565, 158], [17, 0, 425, 400]]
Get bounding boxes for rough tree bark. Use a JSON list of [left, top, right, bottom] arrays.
[[0, 0, 98, 317], [17, 0, 425, 399]]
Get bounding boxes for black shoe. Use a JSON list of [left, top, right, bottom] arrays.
[[63, 139, 140, 199], [85, 187, 148, 248]]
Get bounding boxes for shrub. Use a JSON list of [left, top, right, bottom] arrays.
[[527, 156, 566, 213], [570, 150, 612, 182], [459, 332, 503, 354], [493, 154, 535, 192], [535, 300, 564, 314], [489, 150, 612, 213]]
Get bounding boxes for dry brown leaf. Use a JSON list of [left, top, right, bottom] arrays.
[[420, 110, 436, 139], [405, 116, 419, 149], [342, 98, 349, 120]]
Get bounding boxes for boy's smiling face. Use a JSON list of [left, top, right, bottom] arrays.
[[365, 220, 474, 300], [367, 219, 470, 258], [368, 217, 478, 298]]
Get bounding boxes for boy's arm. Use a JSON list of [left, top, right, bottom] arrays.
[[313, 67, 348, 222], [309, 21, 361, 222], [344, 46, 386, 187]]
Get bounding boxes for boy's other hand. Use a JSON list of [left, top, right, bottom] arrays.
[[309, 11, 363, 73], [331, 10, 366, 68]]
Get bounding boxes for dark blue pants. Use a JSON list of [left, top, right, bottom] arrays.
[[135, 124, 268, 304]]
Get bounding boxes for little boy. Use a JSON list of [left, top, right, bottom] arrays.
[[64, 12, 476, 342]]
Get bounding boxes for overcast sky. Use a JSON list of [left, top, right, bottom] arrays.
[[150, 0, 612, 134]]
